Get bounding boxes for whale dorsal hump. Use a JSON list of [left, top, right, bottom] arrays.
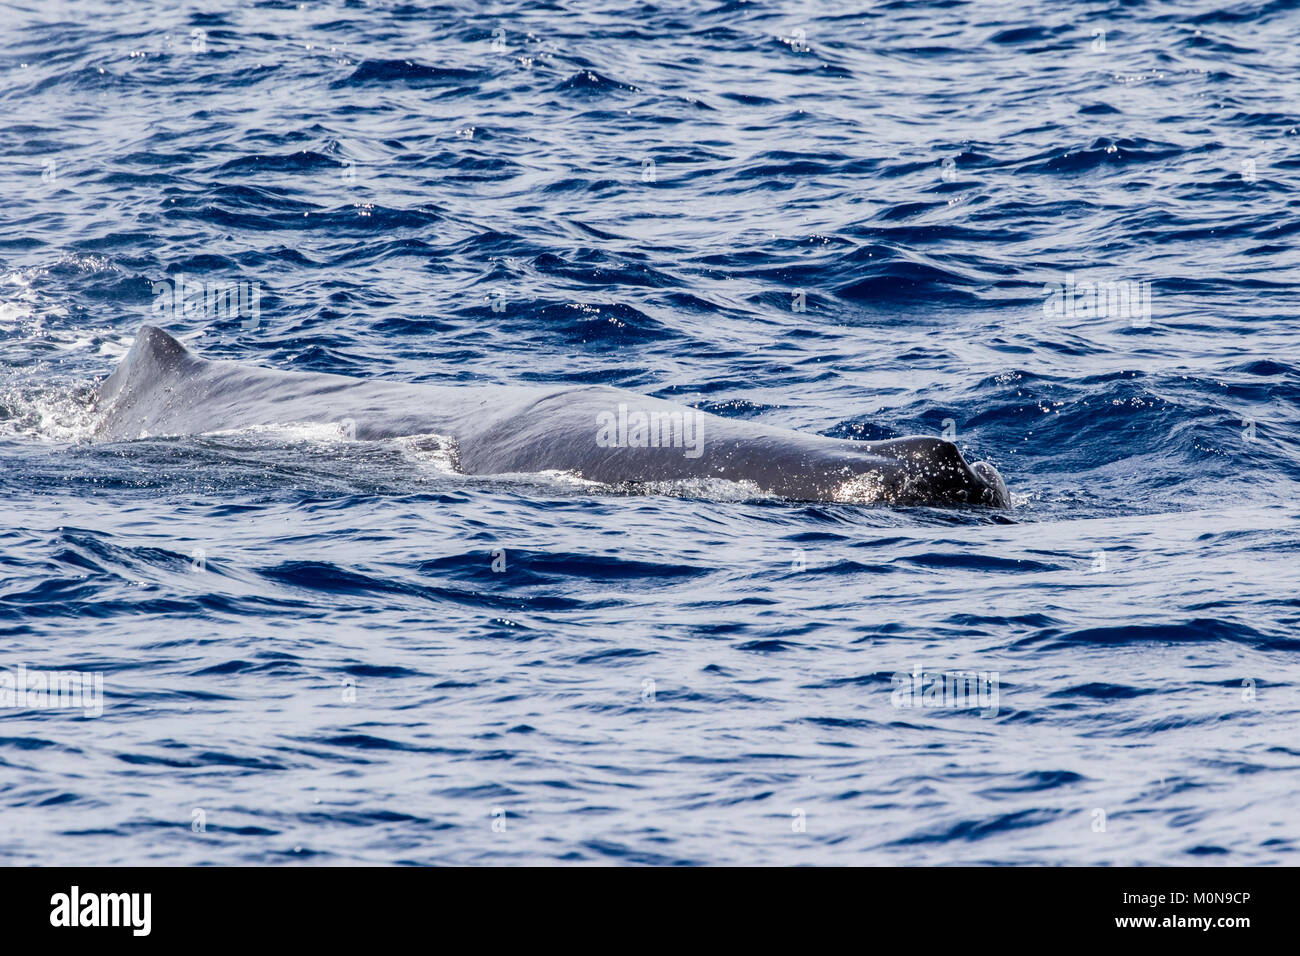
[[96, 324, 197, 409]]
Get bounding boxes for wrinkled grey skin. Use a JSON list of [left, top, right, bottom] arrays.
[[92, 326, 1010, 507]]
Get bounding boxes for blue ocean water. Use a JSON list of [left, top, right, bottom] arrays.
[[1, 0, 1298, 865]]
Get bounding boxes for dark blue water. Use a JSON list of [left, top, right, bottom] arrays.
[[1, 0, 1298, 865]]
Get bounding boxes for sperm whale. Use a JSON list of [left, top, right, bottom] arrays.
[[90, 325, 1010, 507]]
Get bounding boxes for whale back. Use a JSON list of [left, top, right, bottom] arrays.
[[90, 325, 499, 442], [93, 325, 204, 437], [97, 325, 195, 405]]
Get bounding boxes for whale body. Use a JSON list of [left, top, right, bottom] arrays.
[[90, 325, 1010, 507]]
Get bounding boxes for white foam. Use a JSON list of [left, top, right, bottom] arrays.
[[394, 433, 461, 475], [0, 383, 98, 443], [196, 424, 467, 476], [206, 421, 365, 443], [832, 471, 888, 504], [630, 476, 767, 501]]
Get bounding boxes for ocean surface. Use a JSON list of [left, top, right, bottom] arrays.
[[1, 0, 1298, 866]]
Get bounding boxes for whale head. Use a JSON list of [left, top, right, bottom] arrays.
[[970, 460, 1010, 508]]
